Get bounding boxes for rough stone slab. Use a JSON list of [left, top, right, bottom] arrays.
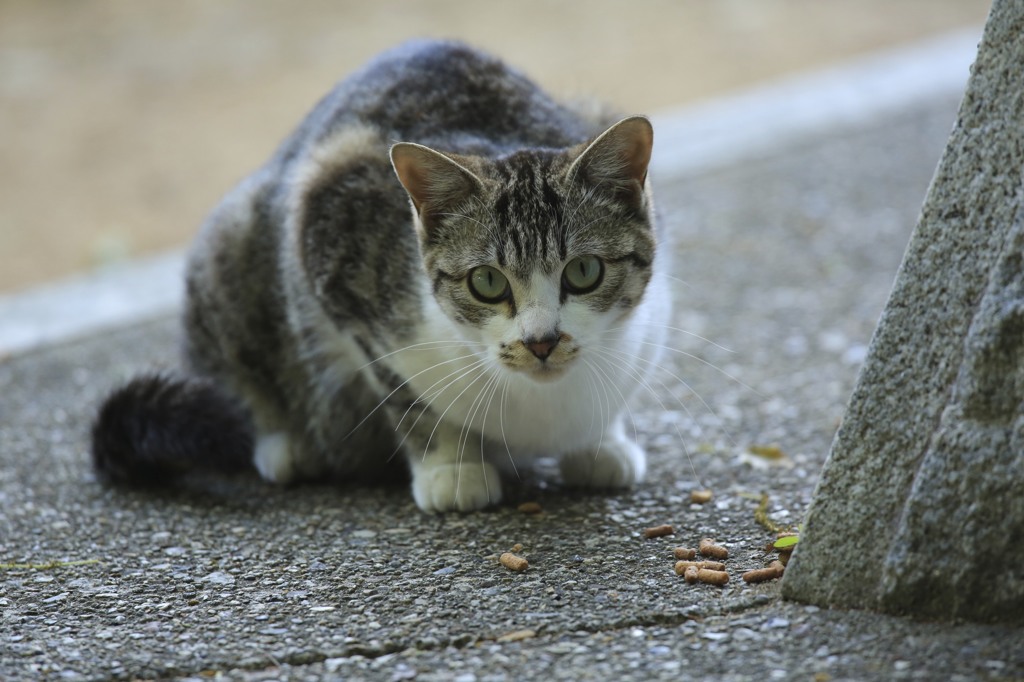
[[782, 0, 1024, 623]]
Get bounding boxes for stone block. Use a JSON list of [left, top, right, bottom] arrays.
[[782, 0, 1024, 623]]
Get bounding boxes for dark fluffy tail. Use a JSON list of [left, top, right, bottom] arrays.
[[91, 374, 255, 486]]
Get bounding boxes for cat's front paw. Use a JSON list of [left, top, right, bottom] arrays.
[[560, 437, 646, 489], [254, 432, 294, 483], [411, 461, 502, 512]]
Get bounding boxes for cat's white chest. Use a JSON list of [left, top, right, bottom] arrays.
[[382, 297, 667, 458], [386, 348, 603, 454]]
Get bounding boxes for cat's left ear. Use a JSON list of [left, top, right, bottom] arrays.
[[391, 143, 484, 234], [565, 116, 653, 209]]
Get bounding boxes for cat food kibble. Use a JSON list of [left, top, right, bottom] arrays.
[[673, 546, 697, 560], [690, 489, 713, 504], [695, 567, 729, 586], [643, 524, 675, 539], [742, 560, 785, 583], [517, 502, 543, 514], [674, 560, 726, 574], [500, 552, 529, 572], [678, 563, 729, 585], [698, 537, 729, 559]]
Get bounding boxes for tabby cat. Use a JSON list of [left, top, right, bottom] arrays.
[[92, 39, 671, 512]]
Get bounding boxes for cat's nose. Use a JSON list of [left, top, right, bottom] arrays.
[[525, 334, 560, 361]]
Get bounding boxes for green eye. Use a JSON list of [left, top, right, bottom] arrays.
[[562, 255, 604, 294], [468, 266, 510, 303]]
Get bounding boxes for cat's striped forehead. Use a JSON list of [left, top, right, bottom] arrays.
[[480, 150, 648, 277], [490, 151, 569, 270]]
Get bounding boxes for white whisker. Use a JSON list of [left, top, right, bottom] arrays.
[[580, 358, 612, 458], [585, 353, 639, 445], [345, 350, 484, 441], [589, 345, 708, 484], [601, 323, 734, 354], [395, 357, 489, 435], [663, 273, 693, 290], [565, 183, 602, 238], [419, 363, 495, 464], [580, 358, 601, 437], [622, 338, 760, 397], [452, 365, 499, 503], [475, 370, 506, 496], [592, 343, 737, 439], [353, 339, 485, 373], [438, 210, 499, 244], [457, 364, 501, 466], [384, 358, 490, 463], [496, 375, 519, 480]]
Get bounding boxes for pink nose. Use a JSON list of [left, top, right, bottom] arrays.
[[526, 335, 559, 360]]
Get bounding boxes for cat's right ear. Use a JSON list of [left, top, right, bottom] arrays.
[[390, 143, 484, 235]]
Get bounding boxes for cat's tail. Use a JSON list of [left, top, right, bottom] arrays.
[[91, 373, 255, 486]]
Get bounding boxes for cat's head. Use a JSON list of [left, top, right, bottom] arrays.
[[391, 116, 656, 381]]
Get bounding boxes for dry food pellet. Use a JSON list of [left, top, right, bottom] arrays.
[[749, 444, 786, 460], [690, 489, 713, 504], [699, 537, 729, 559], [742, 560, 785, 583], [497, 629, 536, 643], [673, 546, 697, 560], [674, 560, 726, 575], [499, 552, 529, 572], [696, 568, 729, 586], [643, 524, 675, 539], [517, 501, 543, 514], [683, 565, 699, 583]]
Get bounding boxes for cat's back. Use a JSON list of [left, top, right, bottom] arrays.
[[185, 40, 611, 380], [287, 39, 604, 160]]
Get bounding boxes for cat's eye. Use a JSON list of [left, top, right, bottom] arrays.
[[562, 255, 604, 294], [468, 266, 511, 303]]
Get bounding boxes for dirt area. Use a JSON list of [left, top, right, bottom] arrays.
[[0, 0, 989, 294]]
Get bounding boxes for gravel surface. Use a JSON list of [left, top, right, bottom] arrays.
[[2, 93, 1022, 681]]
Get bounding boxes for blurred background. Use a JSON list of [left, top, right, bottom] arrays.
[[0, 0, 990, 294]]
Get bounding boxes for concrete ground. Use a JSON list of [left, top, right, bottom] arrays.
[[3, 33, 1024, 682]]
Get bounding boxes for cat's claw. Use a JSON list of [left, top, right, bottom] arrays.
[[560, 437, 646, 489], [411, 461, 502, 512]]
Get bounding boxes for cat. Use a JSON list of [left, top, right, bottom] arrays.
[[91, 39, 671, 513]]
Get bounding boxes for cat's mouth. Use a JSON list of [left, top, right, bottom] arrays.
[[523, 361, 570, 382], [499, 334, 577, 381]]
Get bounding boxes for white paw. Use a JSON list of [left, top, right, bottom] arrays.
[[411, 461, 502, 512], [253, 432, 294, 483], [560, 436, 646, 489]]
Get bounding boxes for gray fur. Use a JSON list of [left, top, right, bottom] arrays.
[[180, 40, 669, 510]]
